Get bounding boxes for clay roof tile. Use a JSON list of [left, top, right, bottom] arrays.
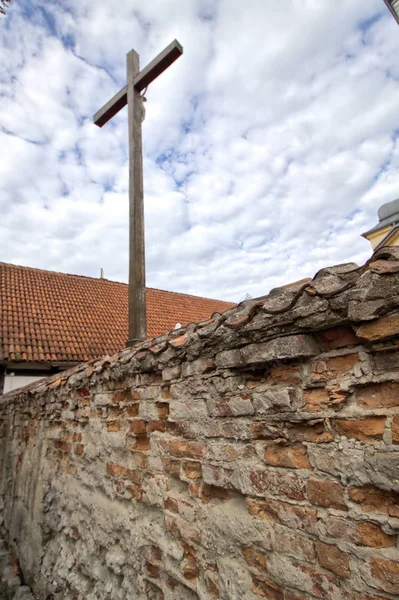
[[0, 262, 235, 365]]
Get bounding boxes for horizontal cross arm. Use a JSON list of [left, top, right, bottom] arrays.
[[133, 39, 183, 92], [93, 39, 183, 128], [93, 85, 127, 128]]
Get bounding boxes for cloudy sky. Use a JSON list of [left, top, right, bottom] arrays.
[[1, 0, 399, 302]]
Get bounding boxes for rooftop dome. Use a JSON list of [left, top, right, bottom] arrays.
[[378, 198, 399, 222]]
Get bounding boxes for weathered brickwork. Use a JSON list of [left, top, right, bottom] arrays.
[[0, 246, 399, 599]]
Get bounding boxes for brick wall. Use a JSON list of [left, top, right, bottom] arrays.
[[0, 247, 399, 600]]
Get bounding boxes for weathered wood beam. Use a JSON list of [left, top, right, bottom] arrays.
[[93, 40, 183, 128], [133, 39, 183, 92], [126, 49, 146, 344], [93, 85, 127, 128], [93, 39, 183, 344]]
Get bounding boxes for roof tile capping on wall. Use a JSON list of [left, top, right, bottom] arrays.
[[1, 246, 399, 599]]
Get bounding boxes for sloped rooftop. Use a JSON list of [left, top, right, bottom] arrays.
[[0, 262, 235, 364]]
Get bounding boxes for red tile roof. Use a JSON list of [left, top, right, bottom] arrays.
[[0, 262, 235, 364]]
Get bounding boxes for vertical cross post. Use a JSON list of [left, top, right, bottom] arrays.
[[93, 40, 183, 346], [126, 50, 146, 345]]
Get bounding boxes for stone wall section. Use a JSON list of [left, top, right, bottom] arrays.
[[0, 533, 34, 600], [1, 247, 399, 599]]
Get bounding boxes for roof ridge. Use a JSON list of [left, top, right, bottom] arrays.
[[0, 261, 110, 282], [0, 261, 234, 304], [146, 286, 235, 304]]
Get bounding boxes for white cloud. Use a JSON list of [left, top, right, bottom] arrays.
[[1, 0, 399, 303]]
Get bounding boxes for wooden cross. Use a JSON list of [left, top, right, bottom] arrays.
[[93, 39, 183, 345]]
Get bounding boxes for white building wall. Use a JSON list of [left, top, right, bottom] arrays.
[[3, 374, 45, 394]]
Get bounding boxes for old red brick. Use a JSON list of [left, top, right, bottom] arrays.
[[106, 463, 127, 478], [125, 469, 142, 485], [165, 576, 179, 590], [126, 404, 139, 417], [264, 444, 312, 469], [202, 464, 239, 491], [297, 563, 341, 599], [148, 420, 166, 432], [355, 314, 399, 341], [356, 381, 399, 409], [314, 326, 358, 350], [286, 420, 334, 443], [169, 334, 188, 348], [201, 483, 232, 503], [316, 541, 350, 579], [146, 562, 160, 579], [349, 485, 399, 517], [162, 456, 181, 478], [181, 561, 199, 580], [251, 576, 283, 599], [307, 479, 346, 510], [273, 527, 315, 563], [392, 416, 399, 444], [156, 402, 169, 419], [112, 390, 130, 404], [181, 461, 202, 480], [265, 364, 302, 385], [303, 388, 332, 412], [180, 539, 197, 563], [107, 406, 123, 419], [164, 515, 179, 537], [164, 496, 179, 514], [325, 515, 396, 548], [311, 353, 359, 382], [242, 547, 268, 571], [164, 439, 204, 459], [356, 521, 397, 548], [130, 419, 147, 434], [205, 575, 220, 598], [335, 417, 386, 442], [107, 422, 121, 432], [147, 546, 162, 565], [251, 422, 284, 440], [247, 497, 317, 535], [188, 481, 203, 499], [56, 441, 71, 453], [134, 435, 150, 451], [370, 557, 399, 594], [70, 526, 80, 540], [249, 471, 306, 501]]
